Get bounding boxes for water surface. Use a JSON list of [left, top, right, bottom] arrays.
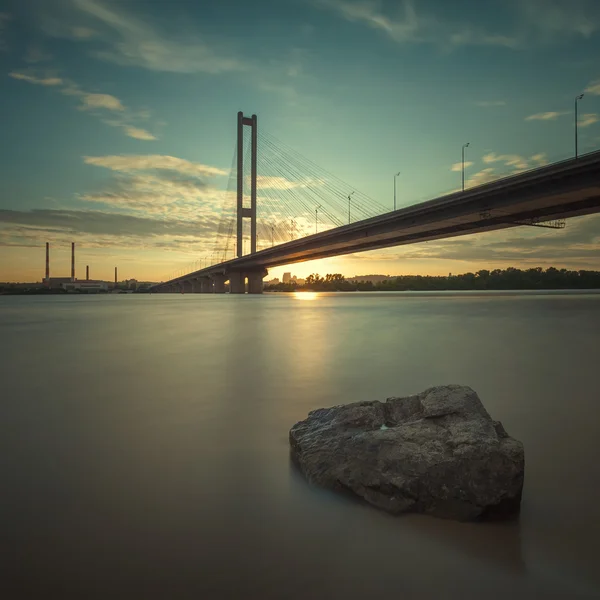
[[2, 291, 599, 599]]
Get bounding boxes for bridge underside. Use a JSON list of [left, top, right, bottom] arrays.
[[152, 151, 600, 293]]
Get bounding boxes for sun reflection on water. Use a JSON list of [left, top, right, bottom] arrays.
[[293, 292, 318, 301]]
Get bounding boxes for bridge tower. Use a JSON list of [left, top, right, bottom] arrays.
[[237, 111, 257, 258]]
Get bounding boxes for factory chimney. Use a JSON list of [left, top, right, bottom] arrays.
[[71, 242, 75, 281], [86, 265, 89, 281], [114, 267, 118, 286], [45, 242, 50, 281]]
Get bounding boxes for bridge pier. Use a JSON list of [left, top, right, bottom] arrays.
[[247, 271, 266, 294], [200, 278, 213, 293], [212, 274, 226, 294], [229, 272, 245, 294], [182, 281, 193, 294]]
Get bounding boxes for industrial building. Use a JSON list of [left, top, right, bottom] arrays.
[[42, 242, 111, 292]]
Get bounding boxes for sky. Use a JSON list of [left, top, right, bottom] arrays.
[[1, 0, 599, 283]]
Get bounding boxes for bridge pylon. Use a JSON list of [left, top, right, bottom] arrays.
[[237, 111, 257, 258]]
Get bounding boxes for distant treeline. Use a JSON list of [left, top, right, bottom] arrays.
[[265, 268, 600, 292]]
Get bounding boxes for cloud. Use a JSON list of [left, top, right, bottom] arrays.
[[10, 68, 157, 140], [451, 161, 473, 172], [579, 113, 599, 128], [80, 92, 124, 111], [313, 0, 519, 48], [78, 154, 230, 224], [466, 168, 498, 188], [24, 45, 53, 63], [585, 80, 600, 95], [482, 153, 530, 170], [71, 26, 96, 39], [9, 71, 63, 86], [517, 0, 600, 41], [475, 101, 506, 107], [530, 153, 549, 165], [525, 111, 568, 121], [0, 208, 219, 256], [83, 155, 227, 178], [464, 151, 549, 188], [316, 0, 600, 50], [124, 126, 156, 140], [62, 0, 244, 74]]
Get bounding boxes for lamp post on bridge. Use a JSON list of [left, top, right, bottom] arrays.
[[271, 224, 275, 247], [575, 93, 584, 159], [393, 171, 400, 211], [315, 204, 322, 234], [348, 191, 355, 224], [462, 142, 470, 191]]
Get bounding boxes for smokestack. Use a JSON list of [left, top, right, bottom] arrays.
[[71, 242, 75, 281], [86, 265, 89, 281], [115, 267, 117, 285], [45, 243, 50, 281]]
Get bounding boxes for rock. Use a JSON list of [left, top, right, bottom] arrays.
[[289, 385, 524, 521]]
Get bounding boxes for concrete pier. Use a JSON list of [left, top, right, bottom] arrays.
[[200, 278, 213, 293], [247, 271, 265, 294], [213, 274, 226, 294], [229, 272, 245, 294]]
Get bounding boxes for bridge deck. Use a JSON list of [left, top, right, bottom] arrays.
[[155, 150, 600, 288]]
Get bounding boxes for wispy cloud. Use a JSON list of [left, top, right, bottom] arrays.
[[79, 154, 230, 222], [49, 0, 245, 74], [463, 152, 549, 188], [24, 45, 53, 64], [451, 161, 473, 172], [517, 0, 600, 41], [314, 0, 519, 48], [71, 26, 96, 39], [465, 168, 498, 188], [316, 0, 600, 50], [9, 69, 157, 140], [585, 80, 600, 95], [123, 127, 156, 141], [525, 111, 568, 121], [0, 208, 219, 255], [80, 92, 124, 111], [0, 152, 234, 257], [579, 113, 599, 128], [475, 101, 506, 107], [83, 155, 227, 177], [483, 152, 547, 170], [483, 153, 530, 169], [9, 71, 63, 86]]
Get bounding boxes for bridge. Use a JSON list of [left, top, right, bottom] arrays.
[[152, 112, 600, 293]]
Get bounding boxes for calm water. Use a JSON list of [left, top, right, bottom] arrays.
[[2, 291, 599, 599]]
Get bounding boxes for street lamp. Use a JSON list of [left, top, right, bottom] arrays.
[[271, 224, 275, 247], [393, 171, 400, 211], [315, 204, 322, 234], [575, 93, 584, 159], [291, 217, 297, 240], [348, 191, 355, 224], [462, 142, 470, 191]]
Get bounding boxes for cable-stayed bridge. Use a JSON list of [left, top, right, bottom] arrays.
[[152, 112, 600, 293]]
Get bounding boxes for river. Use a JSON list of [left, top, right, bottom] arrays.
[[1, 291, 599, 599]]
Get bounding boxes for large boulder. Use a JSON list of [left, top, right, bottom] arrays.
[[289, 385, 524, 521]]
